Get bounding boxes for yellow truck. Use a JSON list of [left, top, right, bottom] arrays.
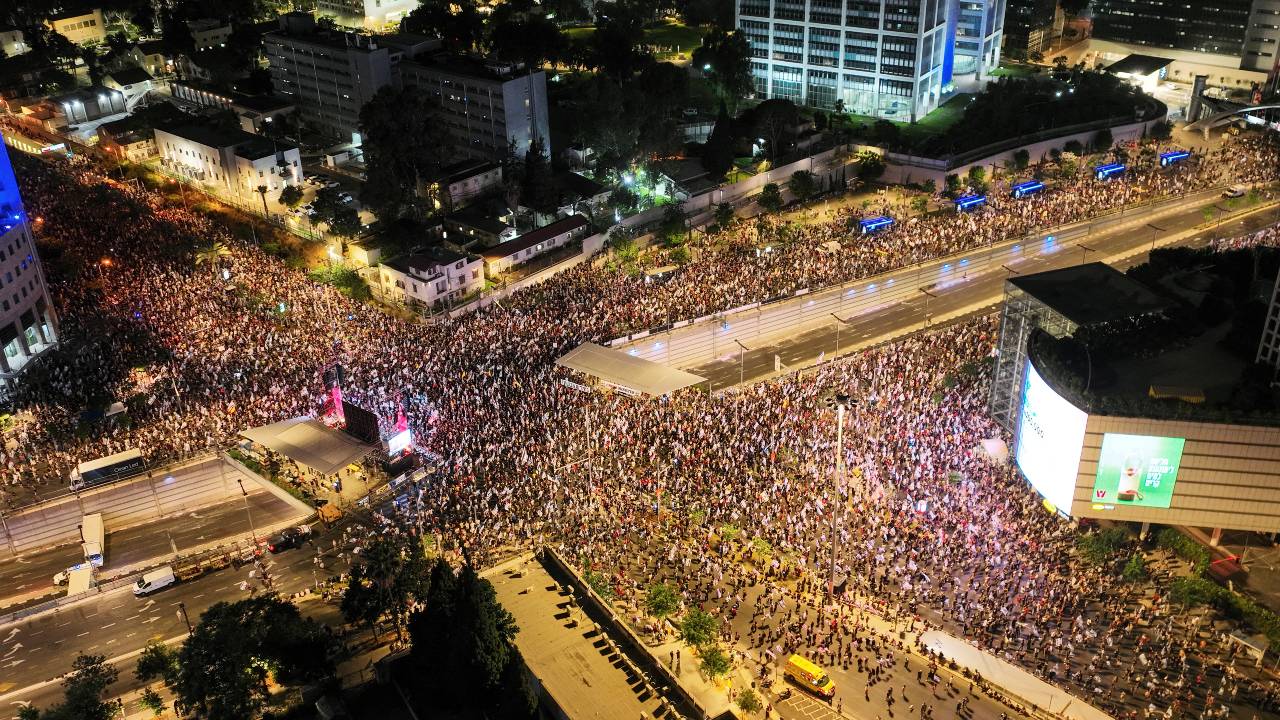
[[785, 654, 836, 698]]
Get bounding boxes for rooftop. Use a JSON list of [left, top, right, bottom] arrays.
[[105, 66, 153, 86], [156, 122, 297, 158], [233, 94, 294, 113], [482, 215, 589, 260], [1106, 54, 1174, 77], [1008, 262, 1171, 327], [437, 159, 500, 185], [384, 246, 477, 277], [400, 54, 534, 83], [447, 208, 511, 238]]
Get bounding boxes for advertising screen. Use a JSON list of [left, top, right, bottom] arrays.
[[1091, 433, 1185, 508], [387, 429, 412, 456], [1015, 361, 1088, 512]]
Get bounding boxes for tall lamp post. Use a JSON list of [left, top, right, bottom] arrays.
[[236, 477, 258, 545], [822, 391, 852, 597]]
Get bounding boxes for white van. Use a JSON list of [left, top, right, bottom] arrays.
[[134, 567, 177, 596]]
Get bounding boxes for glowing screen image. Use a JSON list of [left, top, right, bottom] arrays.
[[1015, 361, 1088, 512], [1091, 433, 1185, 508]]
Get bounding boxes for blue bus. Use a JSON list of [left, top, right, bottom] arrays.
[[1011, 180, 1044, 199], [954, 194, 987, 212], [1094, 163, 1125, 180], [1159, 150, 1191, 167], [859, 216, 894, 234]]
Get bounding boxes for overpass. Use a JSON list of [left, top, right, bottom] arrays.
[[1185, 103, 1280, 134]]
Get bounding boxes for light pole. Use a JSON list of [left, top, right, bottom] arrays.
[[919, 288, 936, 326], [831, 313, 847, 356], [822, 391, 851, 597], [1077, 242, 1095, 264], [236, 477, 258, 545], [733, 339, 748, 385], [177, 601, 193, 634]]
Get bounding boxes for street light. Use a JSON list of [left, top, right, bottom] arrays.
[[236, 477, 258, 545], [821, 391, 852, 597], [831, 312, 848, 356], [733, 339, 749, 385]]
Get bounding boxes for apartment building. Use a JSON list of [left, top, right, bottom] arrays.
[[737, 0, 1003, 121], [187, 19, 233, 51], [47, 9, 105, 46], [0, 135, 58, 394], [264, 13, 437, 141], [317, 0, 420, 30], [378, 246, 486, 309], [397, 56, 550, 160]]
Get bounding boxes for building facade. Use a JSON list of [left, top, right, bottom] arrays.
[[737, 0, 1003, 120], [397, 58, 551, 160], [378, 247, 486, 309], [47, 9, 106, 46], [1243, 0, 1280, 75], [482, 215, 588, 275], [155, 124, 302, 202], [1090, 0, 1253, 58], [0, 141, 58, 393], [317, 0, 419, 29], [1001, 0, 1055, 58], [186, 19, 233, 51]]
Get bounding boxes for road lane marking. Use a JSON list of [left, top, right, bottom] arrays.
[[124, 615, 139, 621], [76, 632, 89, 637], [191, 594, 205, 600], [100, 623, 115, 629]]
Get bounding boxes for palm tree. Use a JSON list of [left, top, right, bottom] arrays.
[[195, 241, 231, 280], [255, 185, 269, 217]]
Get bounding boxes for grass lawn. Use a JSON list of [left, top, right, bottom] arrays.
[[562, 20, 707, 61], [990, 62, 1041, 79], [840, 92, 972, 147]]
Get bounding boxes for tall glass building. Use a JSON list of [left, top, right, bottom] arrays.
[[737, 0, 1004, 121], [0, 140, 57, 398]]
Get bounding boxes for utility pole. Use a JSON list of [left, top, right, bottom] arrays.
[[822, 392, 851, 597], [733, 339, 749, 385], [831, 313, 846, 357], [236, 477, 258, 545], [177, 601, 193, 634]]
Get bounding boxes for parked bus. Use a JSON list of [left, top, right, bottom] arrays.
[[70, 448, 146, 491], [81, 513, 104, 567]]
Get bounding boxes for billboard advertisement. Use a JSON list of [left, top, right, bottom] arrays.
[[1015, 361, 1088, 512], [1091, 433, 1186, 508]]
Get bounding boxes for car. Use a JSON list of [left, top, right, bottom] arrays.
[[1223, 185, 1247, 198], [324, 180, 341, 189], [267, 525, 312, 553], [338, 192, 354, 203], [53, 561, 90, 585]]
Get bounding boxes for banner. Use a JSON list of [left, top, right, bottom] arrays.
[[1092, 433, 1186, 509]]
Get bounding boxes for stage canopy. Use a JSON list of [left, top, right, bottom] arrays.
[[240, 416, 376, 476], [556, 342, 707, 397]]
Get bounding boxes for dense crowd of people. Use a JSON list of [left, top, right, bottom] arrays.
[[4, 130, 1280, 719]]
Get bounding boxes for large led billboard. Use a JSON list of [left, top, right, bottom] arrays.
[[1091, 433, 1185, 508], [1015, 361, 1088, 512]]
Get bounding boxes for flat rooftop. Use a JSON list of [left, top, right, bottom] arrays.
[[1009, 262, 1171, 327], [489, 557, 670, 720], [1107, 53, 1174, 77]]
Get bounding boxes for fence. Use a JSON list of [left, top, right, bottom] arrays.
[[615, 185, 1252, 370]]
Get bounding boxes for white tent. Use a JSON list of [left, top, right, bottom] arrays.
[[556, 343, 707, 397], [240, 416, 376, 476]]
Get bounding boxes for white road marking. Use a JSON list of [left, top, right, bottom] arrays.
[[75, 631, 89, 637], [124, 615, 139, 621], [100, 623, 115, 629]]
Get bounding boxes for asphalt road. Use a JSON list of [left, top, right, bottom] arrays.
[[689, 201, 1280, 388], [0, 524, 355, 706], [0, 487, 303, 613]]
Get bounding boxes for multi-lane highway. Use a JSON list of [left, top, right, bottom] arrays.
[[682, 198, 1280, 388]]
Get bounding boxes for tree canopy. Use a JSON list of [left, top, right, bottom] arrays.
[[19, 653, 118, 720], [342, 533, 433, 638], [358, 86, 449, 220]]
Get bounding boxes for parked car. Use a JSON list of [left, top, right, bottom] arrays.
[[324, 180, 341, 189], [268, 525, 313, 553], [338, 192, 354, 203], [133, 566, 177, 596], [1223, 185, 1247, 198]]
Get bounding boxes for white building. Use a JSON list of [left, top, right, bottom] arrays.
[[378, 246, 486, 309], [482, 215, 589, 275], [103, 67, 154, 111], [0, 134, 58, 395], [155, 124, 302, 201], [0, 28, 29, 57], [738, 0, 1004, 121], [419, 160, 503, 212], [47, 9, 105, 46], [186, 19, 233, 51]]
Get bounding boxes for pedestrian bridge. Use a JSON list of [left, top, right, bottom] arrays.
[[1184, 104, 1280, 133]]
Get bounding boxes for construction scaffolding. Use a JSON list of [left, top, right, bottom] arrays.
[[987, 282, 1078, 431]]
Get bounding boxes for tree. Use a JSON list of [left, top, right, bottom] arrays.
[[943, 173, 962, 197], [692, 29, 752, 112], [488, 14, 566, 72], [854, 150, 885, 182], [145, 597, 335, 720], [680, 608, 718, 648], [139, 688, 166, 717], [1149, 119, 1173, 141], [738, 688, 763, 714], [521, 136, 558, 217], [1123, 554, 1148, 582], [588, 6, 650, 81], [327, 206, 363, 239], [1063, 139, 1084, 156], [757, 183, 782, 213], [751, 99, 799, 159], [279, 184, 304, 208], [700, 102, 736, 179], [787, 170, 817, 205], [195, 241, 231, 278], [359, 86, 448, 220], [645, 582, 680, 619], [1012, 148, 1030, 170], [1092, 127, 1113, 153], [966, 165, 988, 194], [714, 202, 736, 228], [342, 533, 433, 640], [609, 186, 639, 215], [871, 119, 901, 147], [21, 653, 119, 720], [255, 184, 269, 216], [699, 644, 732, 678], [660, 202, 688, 244], [402, 0, 484, 52], [135, 640, 180, 685]]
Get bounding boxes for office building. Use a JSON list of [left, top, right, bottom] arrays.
[[264, 13, 437, 142], [1243, 0, 1280, 75], [1090, 0, 1251, 58], [186, 19, 233, 51], [317, 0, 420, 30], [1002, 0, 1056, 57], [737, 0, 1004, 121], [0, 141, 58, 394], [397, 56, 550, 160], [155, 123, 302, 201]]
